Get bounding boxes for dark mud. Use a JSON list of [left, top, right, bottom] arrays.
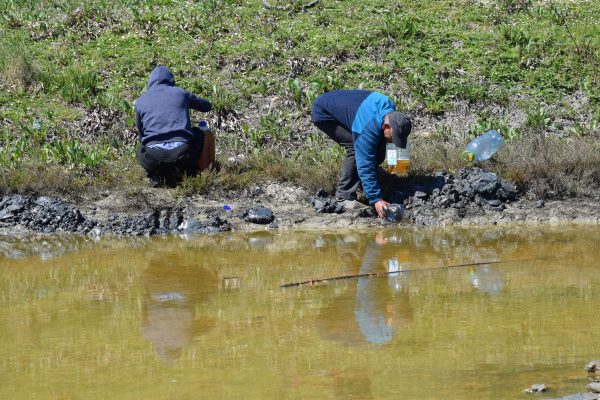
[[0, 194, 230, 237], [0, 167, 599, 237]]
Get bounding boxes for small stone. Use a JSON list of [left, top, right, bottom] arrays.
[[588, 382, 600, 393], [87, 227, 102, 238], [243, 206, 274, 224], [535, 199, 545, 208], [554, 394, 600, 400], [487, 199, 502, 207], [523, 383, 548, 394], [586, 361, 600, 373]]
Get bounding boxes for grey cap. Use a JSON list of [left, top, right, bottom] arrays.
[[388, 112, 411, 149]]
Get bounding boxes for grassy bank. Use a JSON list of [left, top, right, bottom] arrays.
[[0, 0, 599, 200]]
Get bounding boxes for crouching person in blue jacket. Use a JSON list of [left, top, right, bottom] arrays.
[[311, 90, 412, 218], [135, 66, 212, 187]]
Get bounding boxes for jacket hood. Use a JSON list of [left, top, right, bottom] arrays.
[[147, 66, 175, 89]]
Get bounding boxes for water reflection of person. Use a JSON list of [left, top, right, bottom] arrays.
[[316, 232, 413, 346], [141, 256, 217, 364]]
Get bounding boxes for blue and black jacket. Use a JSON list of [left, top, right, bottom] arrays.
[[311, 90, 396, 204], [135, 66, 212, 146]]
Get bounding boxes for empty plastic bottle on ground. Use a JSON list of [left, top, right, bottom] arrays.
[[464, 130, 505, 162]]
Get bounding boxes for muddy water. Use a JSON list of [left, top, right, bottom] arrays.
[[1, 226, 600, 399]]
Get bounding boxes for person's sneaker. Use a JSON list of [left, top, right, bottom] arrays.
[[337, 199, 369, 211]]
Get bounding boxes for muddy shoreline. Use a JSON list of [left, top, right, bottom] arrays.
[[1, 167, 599, 237]]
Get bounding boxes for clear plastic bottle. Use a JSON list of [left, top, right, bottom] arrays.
[[463, 130, 505, 162], [386, 143, 410, 174], [384, 203, 404, 222]]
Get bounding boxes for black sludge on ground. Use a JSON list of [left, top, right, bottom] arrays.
[[102, 209, 183, 236], [0, 195, 232, 237], [0, 195, 96, 234], [243, 205, 275, 224], [401, 167, 518, 210], [385, 167, 520, 225], [180, 217, 232, 234], [104, 210, 231, 236], [310, 189, 344, 214]]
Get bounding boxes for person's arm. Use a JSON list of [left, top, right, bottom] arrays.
[[354, 129, 383, 204], [355, 123, 390, 218], [189, 93, 212, 112]]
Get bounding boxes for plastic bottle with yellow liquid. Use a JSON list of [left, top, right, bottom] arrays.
[[386, 143, 410, 174]]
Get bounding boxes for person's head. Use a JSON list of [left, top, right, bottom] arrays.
[[382, 112, 412, 148], [147, 65, 175, 89]]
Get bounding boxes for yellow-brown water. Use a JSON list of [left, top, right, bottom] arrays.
[[1, 226, 600, 399], [386, 159, 410, 174]]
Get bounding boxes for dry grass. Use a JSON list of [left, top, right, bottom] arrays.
[[0, 50, 37, 93], [0, 156, 146, 201], [411, 133, 600, 199], [498, 135, 600, 198], [0, 161, 89, 198], [179, 151, 341, 195]]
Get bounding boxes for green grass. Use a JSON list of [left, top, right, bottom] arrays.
[[0, 0, 599, 199]]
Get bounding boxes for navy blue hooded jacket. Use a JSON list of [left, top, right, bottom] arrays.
[[135, 66, 212, 146], [311, 90, 396, 204]]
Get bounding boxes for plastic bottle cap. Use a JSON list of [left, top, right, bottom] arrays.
[[223, 205, 232, 210], [199, 120, 207, 127]]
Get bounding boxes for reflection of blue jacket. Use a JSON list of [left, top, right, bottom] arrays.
[[311, 90, 396, 203], [354, 244, 395, 344], [135, 66, 212, 146]]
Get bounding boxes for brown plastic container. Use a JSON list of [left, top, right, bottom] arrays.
[[198, 129, 215, 171]]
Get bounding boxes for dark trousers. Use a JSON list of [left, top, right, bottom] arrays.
[[137, 127, 204, 181], [314, 121, 385, 201]]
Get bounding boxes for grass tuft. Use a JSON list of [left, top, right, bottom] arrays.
[[0, 43, 38, 93]]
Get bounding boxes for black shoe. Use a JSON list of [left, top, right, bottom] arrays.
[[149, 175, 162, 188]]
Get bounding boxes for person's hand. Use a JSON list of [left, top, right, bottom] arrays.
[[374, 200, 390, 219]]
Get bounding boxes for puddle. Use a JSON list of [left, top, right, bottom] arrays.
[[1, 226, 599, 399]]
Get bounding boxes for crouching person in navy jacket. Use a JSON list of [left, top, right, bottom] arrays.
[[135, 66, 212, 187], [311, 90, 412, 218]]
